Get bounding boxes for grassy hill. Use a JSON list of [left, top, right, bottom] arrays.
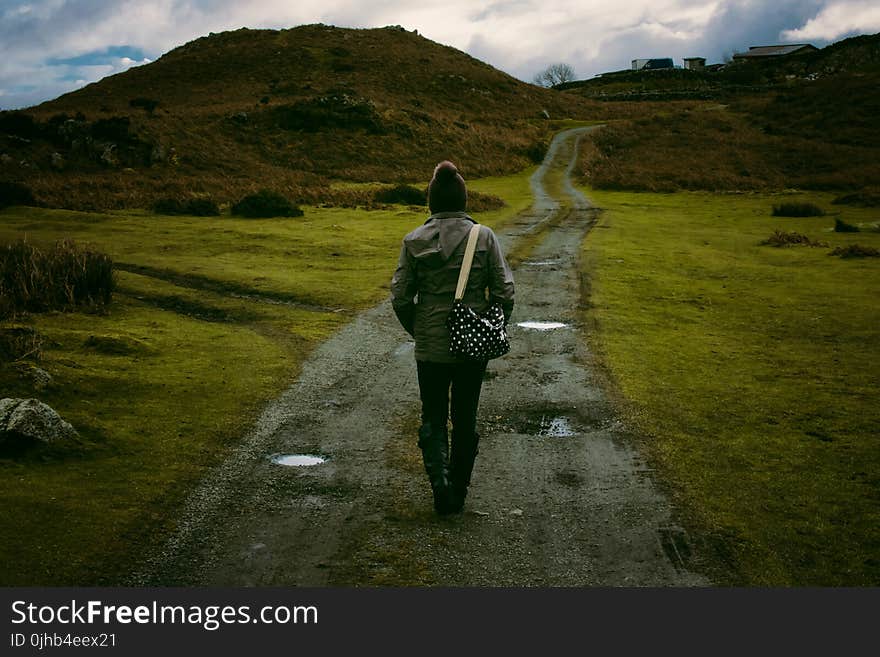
[[567, 33, 880, 194], [0, 24, 602, 210], [561, 32, 880, 100]]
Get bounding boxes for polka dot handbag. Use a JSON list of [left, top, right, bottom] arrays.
[[446, 223, 510, 361]]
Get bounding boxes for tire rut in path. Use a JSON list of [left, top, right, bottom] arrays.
[[133, 126, 709, 586]]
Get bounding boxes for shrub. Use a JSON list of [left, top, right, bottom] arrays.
[[832, 191, 880, 207], [91, 116, 132, 142], [834, 218, 860, 233], [129, 98, 159, 114], [0, 239, 115, 319], [0, 111, 40, 139], [525, 140, 548, 164], [275, 94, 384, 134], [760, 230, 827, 247], [152, 197, 220, 216], [374, 184, 426, 206], [231, 190, 303, 218], [771, 202, 825, 217], [467, 191, 506, 212], [0, 182, 37, 209], [830, 244, 879, 258], [0, 326, 42, 362], [152, 198, 185, 215], [186, 198, 220, 216]]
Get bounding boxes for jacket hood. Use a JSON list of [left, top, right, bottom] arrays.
[[406, 212, 475, 263]]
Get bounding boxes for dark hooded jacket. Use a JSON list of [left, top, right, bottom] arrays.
[[391, 211, 515, 362]]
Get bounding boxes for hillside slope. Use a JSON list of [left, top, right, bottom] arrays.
[[0, 24, 597, 210], [571, 33, 880, 193], [561, 32, 880, 101]]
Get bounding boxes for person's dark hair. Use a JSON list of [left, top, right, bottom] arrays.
[[428, 160, 467, 213]]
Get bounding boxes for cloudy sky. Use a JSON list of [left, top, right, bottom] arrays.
[[2, 0, 879, 110]]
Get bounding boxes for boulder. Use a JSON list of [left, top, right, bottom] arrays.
[[50, 152, 65, 170], [99, 144, 118, 166], [0, 398, 78, 445], [12, 362, 53, 390]]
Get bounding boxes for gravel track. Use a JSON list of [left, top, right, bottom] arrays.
[[132, 127, 709, 587]]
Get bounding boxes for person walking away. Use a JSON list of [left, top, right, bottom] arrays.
[[390, 161, 515, 514]]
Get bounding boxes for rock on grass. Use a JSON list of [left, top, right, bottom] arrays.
[[0, 398, 78, 445]]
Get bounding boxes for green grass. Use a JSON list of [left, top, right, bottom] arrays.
[[0, 167, 534, 585], [580, 188, 880, 585], [467, 166, 536, 220]]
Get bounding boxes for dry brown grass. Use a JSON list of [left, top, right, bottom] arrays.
[[0, 239, 114, 319], [576, 71, 880, 194], [0, 25, 607, 210], [568, 35, 880, 195]]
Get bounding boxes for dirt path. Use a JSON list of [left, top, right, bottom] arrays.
[[133, 127, 709, 586]]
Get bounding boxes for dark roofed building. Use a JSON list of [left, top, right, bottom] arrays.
[[632, 58, 674, 70], [732, 44, 818, 60]]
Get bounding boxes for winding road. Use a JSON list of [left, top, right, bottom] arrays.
[[134, 127, 709, 586]]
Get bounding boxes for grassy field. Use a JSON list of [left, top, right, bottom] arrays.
[[578, 72, 880, 194], [580, 188, 880, 585], [0, 168, 532, 585]]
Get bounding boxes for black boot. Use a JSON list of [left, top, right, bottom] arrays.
[[448, 431, 479, 513], [418, 422, 451, 515]]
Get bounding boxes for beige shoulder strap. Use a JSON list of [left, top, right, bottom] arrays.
[[454, 223, 481, 302]]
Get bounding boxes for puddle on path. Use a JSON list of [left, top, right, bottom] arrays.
[[271, 454, 326, 467], [537, 416, 577, 437], [517, 321, 569, 331], [523, 260, 559, 267], [496, 413, 578, 437]]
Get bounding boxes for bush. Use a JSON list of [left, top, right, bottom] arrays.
[[830, 244, 879, 258], [0, 111, 40, 139], [771, 202, 825, 217], [0, 239, 115, 319], [152, 197, 220, 216], [467, 191, 506, 212], [374, 184, 426, 206], [0, 182, 36, 209], [832, 191, 880, 207], [152, 198, 185, 215], [0, 326, 42, 362], [129, 98, 159, 114], [186, 198, 220, 216], [91, 116, 132, 142], [525, 140, 548, 164], [834, 218, 860, 233], [275, 93, 384, 134], [760, 230, 826, 247], [231, 190, 303, 218]]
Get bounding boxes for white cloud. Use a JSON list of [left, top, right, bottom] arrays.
[[781, 1, 880, 41], [4, 4, 34, 19], [1, 0, 879, 109], [119, 57, 152, 67]]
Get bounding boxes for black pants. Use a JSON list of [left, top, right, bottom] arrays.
[[416, 360, 487, 441]]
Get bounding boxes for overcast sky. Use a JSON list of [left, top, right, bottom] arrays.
[[2, 0, 879, 110]]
